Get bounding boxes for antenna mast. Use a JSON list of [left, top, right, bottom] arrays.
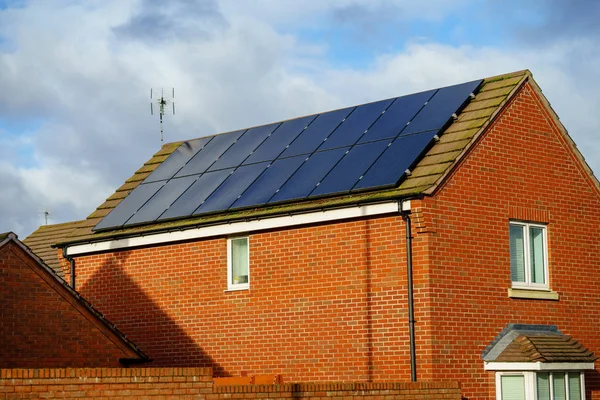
[[150, 88, 175, 142], [39, 209, 51, 225]]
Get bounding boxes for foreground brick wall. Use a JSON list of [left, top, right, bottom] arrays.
[[421, 82, 600, 399], [0, 368, 461, 399], [0, 242, 134, 368]]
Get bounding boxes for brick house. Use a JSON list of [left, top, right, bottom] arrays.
[[36, 70, 600, 399], [0, 232, 148, 367]]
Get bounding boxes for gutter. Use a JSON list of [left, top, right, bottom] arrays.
[[399, 199, 417, 382], [62, 247, 76, 290], [60, 201, 401, 257]]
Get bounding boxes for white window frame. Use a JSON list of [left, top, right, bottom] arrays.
[[509, 221, 549, 290], [495, 371, 585, 400], [227, 236, 249, 291]]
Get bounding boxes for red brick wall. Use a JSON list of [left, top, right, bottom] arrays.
[[74, 216, 425, 382], [0, 368, 461, 399], [421, 82, 600, 399], [0, 242, 133, 368]]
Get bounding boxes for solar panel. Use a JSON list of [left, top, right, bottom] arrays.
[[310, 140, 391, 197], [280, 107, 353, 157], [194, 162, 269, 214], [402, 80, 481, 135], [208, 123, 280, 171], [93, 181, 166, 230], [243, 116, 316, 165], [318, 98, 393, 150], [94, 77, 483, 231], [232, 155, 306, 209], [353, 131, 437, 191], [175, 129, 245, 178], [125, 175, 198, 225], [269, 147, 349, 203], [145, 137, 212, 183], [158, 169, 233, 220], [357, 89, 435, 144]]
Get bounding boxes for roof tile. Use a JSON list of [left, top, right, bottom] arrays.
[[23, 221, 85, 277], [495, 334, 598, 363]]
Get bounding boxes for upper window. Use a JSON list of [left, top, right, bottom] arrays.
[[497, 371, 584, 400], [227, 237, 249, 290], [509, 221, 548, 289]]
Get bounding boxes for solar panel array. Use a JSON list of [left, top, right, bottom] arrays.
[[94, 79, 483, 231]]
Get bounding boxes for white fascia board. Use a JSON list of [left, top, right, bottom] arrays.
[[66, 201, 403, 256], [484, 362, 596, 371]]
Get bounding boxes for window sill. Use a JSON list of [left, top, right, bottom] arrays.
[[508, 288, 559, 301], [224, 286, 249, 293]]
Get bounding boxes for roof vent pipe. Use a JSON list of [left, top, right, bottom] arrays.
[[399, 199, 417, 382]]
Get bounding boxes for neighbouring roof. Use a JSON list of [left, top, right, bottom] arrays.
[[23, 220, 84, 277], [55, 69, 598, 246], [482, 324, 597, 364], [0, 232, 149, 363]]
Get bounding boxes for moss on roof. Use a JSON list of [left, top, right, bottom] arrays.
[[58, 70, 530, 246]]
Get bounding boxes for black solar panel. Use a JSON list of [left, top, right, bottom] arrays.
[[208, 123, 279, 171], [126, 175, 198, 225], [145, 137, 212, 183], [353, 131, 438, 190], [94, 78, 483, 231], [318, 98, 393, 150], [93, 181, 165, 230], [194, 162, 269, 214], [232, 155, 306, 208], [280, 107, 353, 157], [269, 147, 349, 203], [311, 140, 391, 197], [243, 115, 316, 165], [175, 129, 245, 178]]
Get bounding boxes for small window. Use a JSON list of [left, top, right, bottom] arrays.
[[496, 371, 584, 400], [500, 373, 526, 400], [509, 221, 548, 289], [227, 237, 249, 290]]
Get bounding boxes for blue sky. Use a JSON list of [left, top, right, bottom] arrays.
[[1, 0, 599, 237]]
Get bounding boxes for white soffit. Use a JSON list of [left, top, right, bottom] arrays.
[[66, 201, 407, 256]]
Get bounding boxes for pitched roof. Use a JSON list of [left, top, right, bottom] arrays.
[[23, 220, 84, 277], [496, 335, 597, 363], [57, 71, 524, 244], [482, 324, 597, 364], [57, 69, 598, 246], [0, 232, 149, 364]]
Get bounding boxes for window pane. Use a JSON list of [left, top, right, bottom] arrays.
[[231, 238, 248, 285], [554, 373, 567, 400], [530, 227, 545, 284], [537, 372, 550, 400], [510, 225, 526, 282], [568, 373, 582, 400], [501, 375, 526, 400]]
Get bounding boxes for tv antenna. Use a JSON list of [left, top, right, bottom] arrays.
[[150, 87, 175, 142], [38, 209, 51, 225]]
